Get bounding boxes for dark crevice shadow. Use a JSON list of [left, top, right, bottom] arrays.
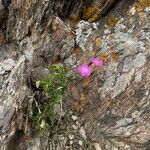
[[0, 0, 12, 41], [7, 130, 25, 150]]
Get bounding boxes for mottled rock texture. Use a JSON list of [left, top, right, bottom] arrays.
[[0, 0, 150, 150]]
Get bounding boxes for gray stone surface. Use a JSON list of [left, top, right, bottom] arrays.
[[0, 0, 150, 150]]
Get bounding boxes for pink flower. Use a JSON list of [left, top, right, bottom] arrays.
[[77, 64, 92, 77], [91, 57, 103, 67]]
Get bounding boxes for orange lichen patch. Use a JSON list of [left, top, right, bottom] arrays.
[[0, 34, 6, 43], [74, 47, 82, 60], [71, 101, 80, 111], [52, 55, 61, 64], [111, 52, 119, 61], [138, 12, 146, 20], [135, 0, 150, 12], [51, 21, 60, 32], [127, 6, 136, 17], [88, 13, 101, 22], [71, 93, 88, 112], [80, 50, 95, 64], [69, 14, 80, 28], [24, 0, 30, 11], [68, 83, 80, 100], [23, 0, 31, 18], [83, 5, 100, 22], [78, 93, 87, 111], [106, 16, 119, 28], [79, 93, 86, 103], [100, 53, 109, 63], [95, 37, 102, 47], [82, 76, 91, 87], [88, 50, 96, 58]]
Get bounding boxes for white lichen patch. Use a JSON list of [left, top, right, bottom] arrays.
[[100, 36, 110, 52], [133, 53, 146, 68], [106, 62, 119, 76], [0, 56, 26, 99], [94, 143, 102, 150], [113, 125, 134, 137], [0, 59, 16, 71], [64, 55, 78, 68], [79, 126, 87, 140], [20, 38, 34, 61], [110, 25, 147, 58], [129, 7, 136, 15], [140, 29, 150, 41], [114, 24, 126, 33], [101, 69, 135, 98], [97, 4, 149, 100], [123, 57, 134, 72], [75, 20, 96, 51], [103, 75, 116, 92], [104, 28, 111, 34], [116, 118, 133, 128], [92, 22, 99, 30], [145, 7, 150, 12], [112, 69, 134, 98], [0, 66, 5, 75], [123, 53, 146, 72], [135, 71, 143, 82]]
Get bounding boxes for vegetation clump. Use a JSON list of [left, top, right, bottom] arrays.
[[30, 63, 68, 135]]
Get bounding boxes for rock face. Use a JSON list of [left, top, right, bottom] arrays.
[[53, 0, 117, 22], [0, 0, 150, 150]]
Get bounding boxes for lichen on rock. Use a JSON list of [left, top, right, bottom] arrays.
[[0, 0, 150, 150]]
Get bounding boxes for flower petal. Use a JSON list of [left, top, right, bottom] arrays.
[[77, 64, 93, 77], [91, 57, 103, 67]]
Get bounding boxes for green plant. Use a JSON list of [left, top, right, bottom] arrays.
[[30, 63, 68, 134]]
